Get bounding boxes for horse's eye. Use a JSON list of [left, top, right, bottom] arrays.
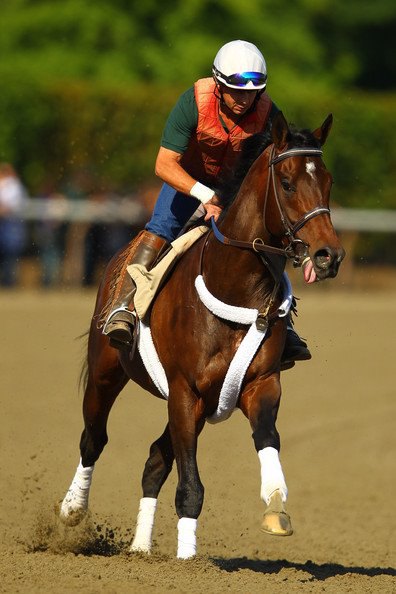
[[281, 179, 293, 192]]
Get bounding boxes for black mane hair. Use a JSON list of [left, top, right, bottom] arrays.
[[216, 123, 321, 211]]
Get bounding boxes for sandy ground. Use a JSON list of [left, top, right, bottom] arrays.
[[0, 282, 395, 593]]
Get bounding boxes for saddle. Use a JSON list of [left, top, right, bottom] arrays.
[[127, 226, 208, 323]]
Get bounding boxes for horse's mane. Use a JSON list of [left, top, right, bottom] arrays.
[[217, 124, 321, 212]]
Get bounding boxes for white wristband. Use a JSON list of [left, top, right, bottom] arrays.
[[189, 181, 215, 204]]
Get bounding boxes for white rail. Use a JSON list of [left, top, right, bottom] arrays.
[[14, 199, 396, 232], [19, 197, 148, 224], [331, 208, 396, 232]]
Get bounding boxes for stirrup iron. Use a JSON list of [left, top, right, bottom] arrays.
[[102, 307, 136, 335]]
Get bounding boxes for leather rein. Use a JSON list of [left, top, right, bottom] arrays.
[[211, 145, 331, 267]]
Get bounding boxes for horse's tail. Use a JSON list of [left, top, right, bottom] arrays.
[[76, 330, 89, 394], [95, 235, 143, 330]]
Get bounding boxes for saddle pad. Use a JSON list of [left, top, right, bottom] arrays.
[[128, 225, 208, 320]]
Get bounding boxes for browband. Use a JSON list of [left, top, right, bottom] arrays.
[[270, 148, 323, 166]]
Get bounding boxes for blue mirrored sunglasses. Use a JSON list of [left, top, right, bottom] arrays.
[[222, 71, 267, 87]]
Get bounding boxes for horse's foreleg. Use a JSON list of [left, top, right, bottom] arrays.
[[130, 424, 174, 554], [60, 337, 128, 526], [168, 386, 205, 559], [59, 458, 94, 527], [258, 448, 292, 536], [240, 374, 293, 536]]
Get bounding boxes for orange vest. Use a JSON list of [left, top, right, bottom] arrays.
[[180, 77, 273, 186]]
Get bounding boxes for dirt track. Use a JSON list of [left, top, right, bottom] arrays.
[[1, 284, 395, 593]]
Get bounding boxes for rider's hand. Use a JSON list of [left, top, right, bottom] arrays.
[[203, 196, 223, 222]]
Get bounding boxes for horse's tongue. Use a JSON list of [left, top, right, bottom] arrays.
[[303, 260, 317, 284]]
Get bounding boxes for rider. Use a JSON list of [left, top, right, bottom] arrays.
[[103, 39, 311, 367]]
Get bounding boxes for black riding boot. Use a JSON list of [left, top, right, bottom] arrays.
[[103, 231, 168, 350], [281, 317, 312, 371]]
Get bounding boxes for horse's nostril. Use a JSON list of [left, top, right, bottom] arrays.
[[314, 249, 333, 270]]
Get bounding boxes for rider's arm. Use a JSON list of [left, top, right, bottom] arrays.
[[155, 148, 221, 221], [155, 146, 198, 196], [155, 88, 222, 221]]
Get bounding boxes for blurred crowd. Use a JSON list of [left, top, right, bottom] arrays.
[[0, 163, 151, 288]]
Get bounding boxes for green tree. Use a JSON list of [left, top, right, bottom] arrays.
[[0, 0, 395, 210]]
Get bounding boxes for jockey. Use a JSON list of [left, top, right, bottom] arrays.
[[103, 39, 311, 368]]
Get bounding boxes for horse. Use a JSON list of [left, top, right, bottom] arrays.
[[59, 112, 345, 559]]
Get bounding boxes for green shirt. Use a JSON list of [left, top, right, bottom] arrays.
[[161, 87, 198, 154]]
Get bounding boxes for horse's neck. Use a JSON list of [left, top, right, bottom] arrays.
[[203, 154, 278, 309], [224, 147, 272, 240]]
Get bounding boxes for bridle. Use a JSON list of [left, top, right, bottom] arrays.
[[211, 145, 331, 267], [267, 146, 330, 264]]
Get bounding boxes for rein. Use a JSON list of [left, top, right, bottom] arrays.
[[211, 146, 331, 266]]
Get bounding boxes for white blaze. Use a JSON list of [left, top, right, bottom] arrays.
[[306, 161, 316, 179]]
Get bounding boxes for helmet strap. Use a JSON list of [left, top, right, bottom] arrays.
[[213, 78, 226, 105], [253, 88, 265, 107]]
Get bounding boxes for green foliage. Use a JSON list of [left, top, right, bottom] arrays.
[[0, 0, 395, 211], [0, 1, 138, 85], [0, 78, 179, 194], [0, 73, 56, 190]]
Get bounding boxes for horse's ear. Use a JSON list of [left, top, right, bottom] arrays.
[[312, 114, 333, 146], [271, 111, 291, 149]]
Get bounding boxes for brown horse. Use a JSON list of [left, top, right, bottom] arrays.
[[59, 112, 344, 558]]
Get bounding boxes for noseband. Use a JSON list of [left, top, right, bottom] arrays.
[[211, 145, 331, 267]]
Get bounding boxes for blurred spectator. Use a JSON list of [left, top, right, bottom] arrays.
[[0, 163, 27, 287], [33, 193, 69, 287], [81, 193, 141, 286]]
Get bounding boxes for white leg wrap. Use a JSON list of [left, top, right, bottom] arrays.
[[130, 497, 157, 553], [258, 447, 288, 504], [59, 459, 94, 524], [177, 517, 197, 559]]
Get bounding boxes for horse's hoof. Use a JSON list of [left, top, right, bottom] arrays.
[[261, 510, 293, 536], [260, 490, 293, 537], [58, 500, 88, 526]]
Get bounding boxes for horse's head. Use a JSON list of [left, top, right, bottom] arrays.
[[265, 112, 345, 281]]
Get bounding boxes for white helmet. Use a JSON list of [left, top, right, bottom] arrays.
[[212, 40, 267, 90]]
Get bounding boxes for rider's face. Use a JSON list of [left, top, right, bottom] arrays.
[[219, 84, 258, 116]]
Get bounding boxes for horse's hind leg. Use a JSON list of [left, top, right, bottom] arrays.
[[239, 374, 293, 537], [60, 332, 128, 526], [130, 424, 174, 553]]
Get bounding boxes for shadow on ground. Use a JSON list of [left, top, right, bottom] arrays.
[[211, 557, 396, 580]]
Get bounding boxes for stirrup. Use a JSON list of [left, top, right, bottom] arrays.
[[102, 307, 136, 336]]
